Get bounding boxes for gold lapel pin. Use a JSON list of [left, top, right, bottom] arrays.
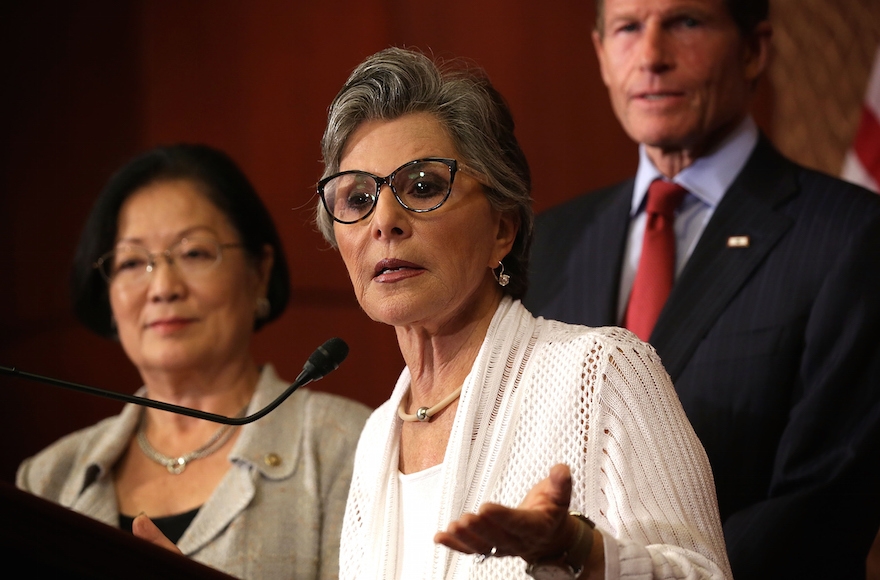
[[727, 235, 750, 248]]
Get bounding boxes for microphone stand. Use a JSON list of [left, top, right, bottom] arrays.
[[0, 337, 348, 426]]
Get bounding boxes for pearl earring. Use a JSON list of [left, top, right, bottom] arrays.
[[256, 297, 271, 319]]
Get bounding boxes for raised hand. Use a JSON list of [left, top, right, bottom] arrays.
[[435, 463, 599, 567]]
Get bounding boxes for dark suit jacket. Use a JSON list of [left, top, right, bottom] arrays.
[[524, 136, 880, 579]]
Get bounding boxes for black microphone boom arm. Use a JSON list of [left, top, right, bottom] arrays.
[[0, 337, 349, 426]]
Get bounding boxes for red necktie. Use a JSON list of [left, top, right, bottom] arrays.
[[623, 180, 687, 341]]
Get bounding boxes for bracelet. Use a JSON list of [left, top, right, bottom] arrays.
[[565, 511, 596, 575], [524, 511, 596, 579]]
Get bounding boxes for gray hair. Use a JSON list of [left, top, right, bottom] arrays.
[[316, 47, 533, 299]]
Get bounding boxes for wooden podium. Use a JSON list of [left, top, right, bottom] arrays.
[[0, 481, 235, 579]]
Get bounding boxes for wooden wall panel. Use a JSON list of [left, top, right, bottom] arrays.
[[0, 0, 772, 483], [0, 2, 144, 483]]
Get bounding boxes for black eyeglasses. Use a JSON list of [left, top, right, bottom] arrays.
[[318, 157, 480, 224]]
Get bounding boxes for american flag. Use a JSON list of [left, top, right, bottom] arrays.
[[842, 46, 880, 193]]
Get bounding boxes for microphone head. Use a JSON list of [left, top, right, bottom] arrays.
[[302, 337, 349, 381]]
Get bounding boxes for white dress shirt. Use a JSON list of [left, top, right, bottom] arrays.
[[617, 116, 760, 323]]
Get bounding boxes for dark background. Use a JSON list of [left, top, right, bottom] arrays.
[[0, 1, 774, 483]]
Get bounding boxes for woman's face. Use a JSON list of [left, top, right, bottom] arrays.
[[333, 112, 517, 334], [109, 179, 272, 375]]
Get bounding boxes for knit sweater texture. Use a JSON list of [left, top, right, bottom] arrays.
[[340, 298, 731, 579]]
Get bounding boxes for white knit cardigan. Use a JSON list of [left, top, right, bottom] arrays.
[[340, 298, 732, 580]]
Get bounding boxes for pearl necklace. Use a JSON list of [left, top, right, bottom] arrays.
[[397, 385, 462, 422], [136, 405, 247, 474]]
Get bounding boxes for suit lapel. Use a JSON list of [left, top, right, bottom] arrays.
[[529, 179, 632, 327], [575, 181, 633, 326], [650, 137, 799, 380]]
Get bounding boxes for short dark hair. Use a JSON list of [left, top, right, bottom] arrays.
[[71, 143, 290, 338], [594, 0, 769, 37], [316, 47, 534, 299]]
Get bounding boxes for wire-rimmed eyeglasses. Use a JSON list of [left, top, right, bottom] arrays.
[[94, 236, 244, 286], [318, 157, 483, 224]]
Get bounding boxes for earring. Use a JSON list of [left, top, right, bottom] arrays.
[[493, 261, 510, 287], [256, 297, 271, 319]]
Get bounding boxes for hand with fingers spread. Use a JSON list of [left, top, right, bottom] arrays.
[[436, 464, 602, 577]]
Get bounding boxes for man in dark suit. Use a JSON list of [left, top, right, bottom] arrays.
[[524, 0, 880, 577]]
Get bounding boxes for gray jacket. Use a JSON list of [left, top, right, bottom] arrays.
[[17, 364, 371, 579]]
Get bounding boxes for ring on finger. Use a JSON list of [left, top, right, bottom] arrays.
[[475, 546, 497, 564]]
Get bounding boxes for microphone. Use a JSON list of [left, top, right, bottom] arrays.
[[300, 336, 349, 383], [0, 337, 349, 426]]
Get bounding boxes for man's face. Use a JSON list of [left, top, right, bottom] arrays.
[[593, 0, 770, 157]]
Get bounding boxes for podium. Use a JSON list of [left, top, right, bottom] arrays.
[[0, 481, 235, 579]]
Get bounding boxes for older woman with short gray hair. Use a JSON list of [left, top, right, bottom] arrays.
[[317, 47, 731, 580], [316, 47, 533, 299]]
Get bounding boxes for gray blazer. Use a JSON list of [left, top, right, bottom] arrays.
[[17, 364, 371, 579]]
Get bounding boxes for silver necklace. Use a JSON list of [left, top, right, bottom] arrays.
[[136, 405, 247, 474]]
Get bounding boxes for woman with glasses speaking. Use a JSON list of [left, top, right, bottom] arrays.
[[16, 144, 370, 579], [317, 48, 732, 580]]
